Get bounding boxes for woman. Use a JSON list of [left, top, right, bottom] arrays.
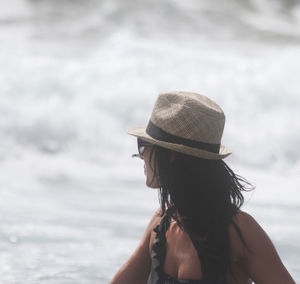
[[110, 91, 295, 284]]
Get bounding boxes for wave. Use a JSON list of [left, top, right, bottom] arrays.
[[1, 0, 300, 43]]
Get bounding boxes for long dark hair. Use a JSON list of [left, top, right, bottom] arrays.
[[147, 145, 253, 283]]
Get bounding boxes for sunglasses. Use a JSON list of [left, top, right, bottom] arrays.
[[132, 138, 153, 158]]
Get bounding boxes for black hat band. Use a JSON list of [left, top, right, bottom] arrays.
[[146, 120, 220, 154]]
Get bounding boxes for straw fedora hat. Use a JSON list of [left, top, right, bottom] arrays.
[[127, 91, 231, 160]]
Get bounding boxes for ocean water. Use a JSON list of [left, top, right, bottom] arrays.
[[0, 0, 300, 283]]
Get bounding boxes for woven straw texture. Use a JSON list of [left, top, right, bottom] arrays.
[[127, 91, 231, 160]]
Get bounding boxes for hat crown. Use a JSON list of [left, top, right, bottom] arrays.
[[150, 91, 225, 144]]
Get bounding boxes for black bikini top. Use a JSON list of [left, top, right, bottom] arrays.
[[147, 216, 205, 284]]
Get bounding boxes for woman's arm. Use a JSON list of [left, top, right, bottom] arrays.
[[236, 211, 295, 284], [109, 210, 161, 284]]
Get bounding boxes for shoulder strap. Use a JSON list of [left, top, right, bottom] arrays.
[[153, 215, 170, 240], [148, 215, 171, 284]]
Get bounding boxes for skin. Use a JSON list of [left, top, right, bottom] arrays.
[[110, 147, 296, 284]]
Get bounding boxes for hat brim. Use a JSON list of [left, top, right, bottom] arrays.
[[127, 127, 231, 160]]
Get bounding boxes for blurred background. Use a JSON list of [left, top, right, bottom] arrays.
[[0, 0, 300, 283]]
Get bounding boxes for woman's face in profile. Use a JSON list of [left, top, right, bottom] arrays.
[[142, 147, 160, 189], [142, 147, 175, 189]]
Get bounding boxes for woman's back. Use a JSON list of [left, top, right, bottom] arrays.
[[110, 207, 295, 284], [110, 92, 295, 284], [148, 211, 251, 284]]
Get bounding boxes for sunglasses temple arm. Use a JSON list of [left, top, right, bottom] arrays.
[[132, 154, 142, 158]]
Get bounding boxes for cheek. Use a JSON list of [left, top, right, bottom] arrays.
[[145, 163, 160, 188], [146, 174, 159, 188], [145, 163, 153, 177], [145, 158, 154, 175]]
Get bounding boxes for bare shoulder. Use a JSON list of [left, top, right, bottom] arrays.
[[230, 210, 269, 249], [232, 210, 261, 234], [144, 208, 163, 240], [230, 210, 262, 237], [232, 210, 256, 226], [109, 208, 164, 284], [230, 210, 296, 283], [228, 210, 251, 259], [228, 210, 270, 260]]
